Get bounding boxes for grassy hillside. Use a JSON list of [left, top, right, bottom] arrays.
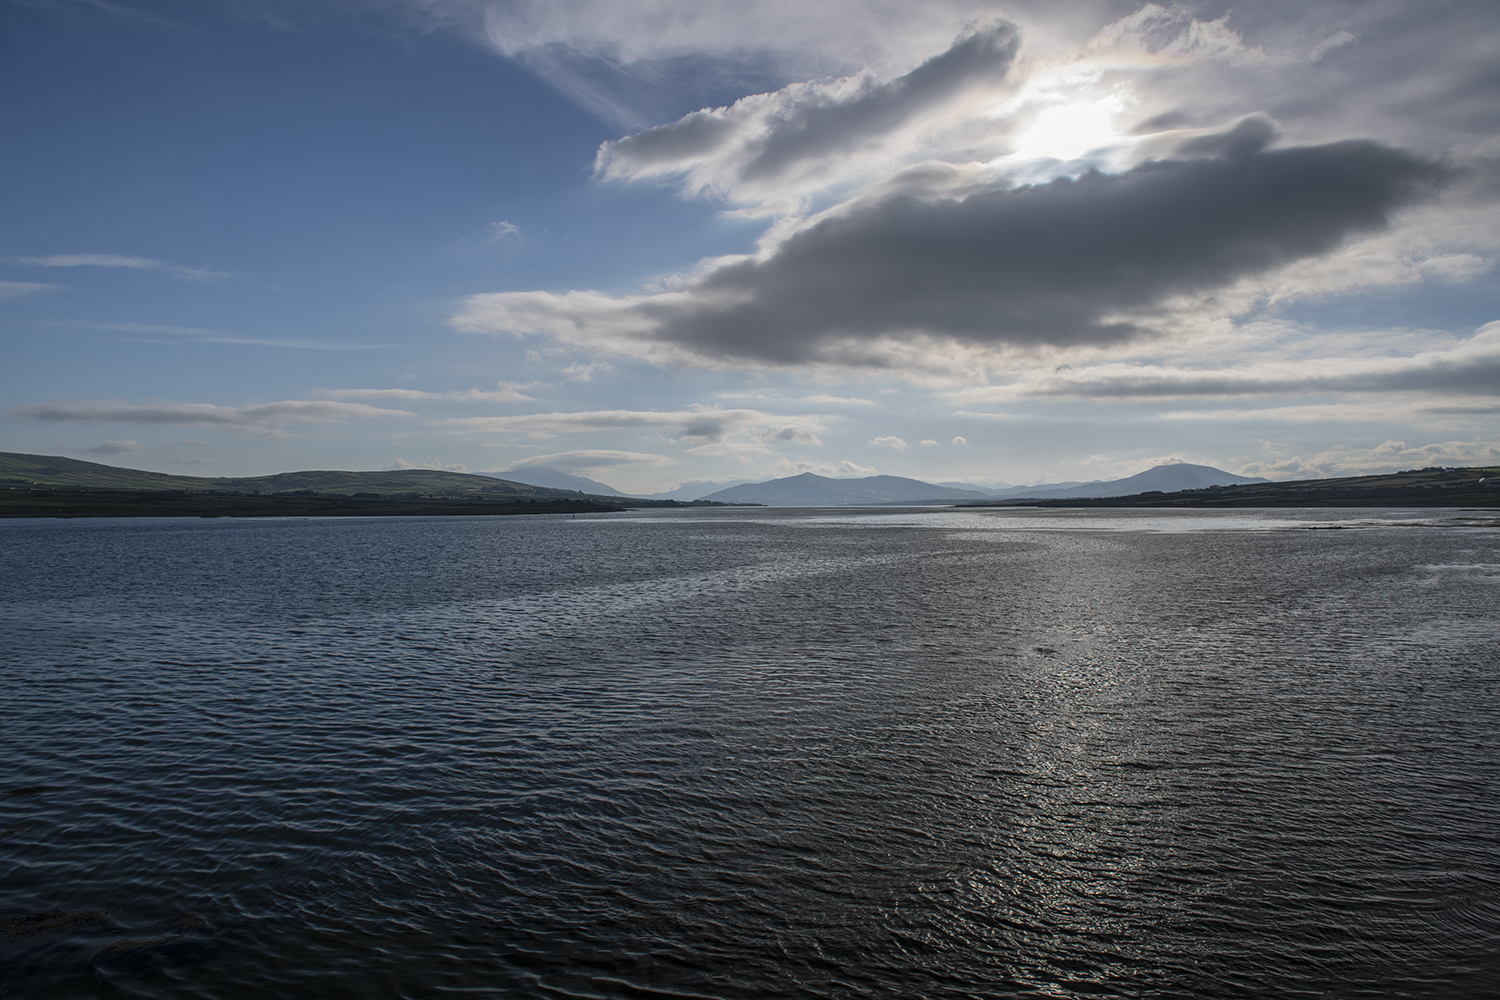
[[0, 451, 577, 499]]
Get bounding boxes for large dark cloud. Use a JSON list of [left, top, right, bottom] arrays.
[[636, 134, 1447, 363]]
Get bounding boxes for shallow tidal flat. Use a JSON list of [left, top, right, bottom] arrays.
[[3, 507, 1498, 998]]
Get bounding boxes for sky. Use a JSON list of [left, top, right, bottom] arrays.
[[3, 0, 1498, 493]]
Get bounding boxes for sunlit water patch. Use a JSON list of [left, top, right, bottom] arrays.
[[3, 508, 1498, 998]]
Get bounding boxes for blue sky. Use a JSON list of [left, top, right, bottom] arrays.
[[3, 0, 1498, 492]]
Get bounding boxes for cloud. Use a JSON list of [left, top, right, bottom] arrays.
[[449, 2, 1500, 399], [973, 321, 1500, 401], [920, 438, 940, 446], [870, 435, 910, 450], [468, 0, 1021, 129], [476, 0, 996, 69], [507, 450, 670, 471], [0, 281, 62, 301], [11, 253, 160, 269], [596, 19, 1019, 203], [74, 440, 144, 456], [444, 406, 798, 443], [459, 133, 1445, 367], [952, 436, 969, 445], [715, 391, 875, 406], [389, 458, 469, 472], [318, 384, 538, 403], [769, 457, 879, 477], [7, 253, 226, 280], [756, 425, 823, 445], [8, 399, 412, 438], [60, 321, 385, 350], [1237, 438, 1500, 480], [561, 361, 614, 381]]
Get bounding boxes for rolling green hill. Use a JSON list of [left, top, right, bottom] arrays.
[[0, 451, 576, 499]]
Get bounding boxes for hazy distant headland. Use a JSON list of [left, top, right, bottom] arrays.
[[961, 466, 1500, 509]]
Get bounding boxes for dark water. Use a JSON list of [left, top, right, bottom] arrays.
[[3, 507, 1499, 999]]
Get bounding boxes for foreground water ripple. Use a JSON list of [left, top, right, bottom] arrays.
[[2, 507, 1498, 997]]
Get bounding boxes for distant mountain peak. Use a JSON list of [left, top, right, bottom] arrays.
[[979, 463, 1267, 501]]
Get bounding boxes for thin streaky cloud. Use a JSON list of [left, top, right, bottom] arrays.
[[716, 391, 876, 406], [8, 254, 228, 280], [317, 385, 538, 402], [0, 281, 63, 300], [8, 398, 413, 438], [59, 321, 385, 350], [960, 322, 1500, 402], [443, 406, 829, 444]]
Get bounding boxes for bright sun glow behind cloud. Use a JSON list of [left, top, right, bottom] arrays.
[[1011, 98, 1123, 161]]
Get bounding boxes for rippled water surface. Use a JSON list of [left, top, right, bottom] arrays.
[[3, 507, 1499, 998]]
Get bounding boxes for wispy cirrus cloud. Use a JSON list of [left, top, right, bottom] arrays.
[[595, 19, 1020, 205], [317, 384, 538, 403], [8, 399, 413, 438], [7, 254, 227, 280], [60, 321, 385, 350], [0, 280, 63, 301], [467, 0, 1018, 130]]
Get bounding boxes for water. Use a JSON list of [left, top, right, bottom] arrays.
[[2, 507, 1498, 998]]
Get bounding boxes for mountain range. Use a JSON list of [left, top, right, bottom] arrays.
[[692, 463, 1266, 506], [4, 451, 1269, 508], [699, 473, 989, 505], [970, 463, 1269, 501], [494, 466, 754, 501]]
